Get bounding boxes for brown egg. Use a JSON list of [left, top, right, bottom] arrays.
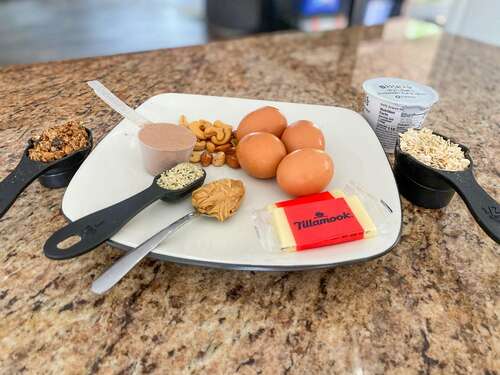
[[236, 132, 287, 179], [281, 120, 325, 153], [277, 148, 334, 196], [236, 106, 287, 140]]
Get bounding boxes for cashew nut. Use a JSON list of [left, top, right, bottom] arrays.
[[206, 141, 216, 153], [204, 126, 223, 140], [205, 126, 232, 145], [213, 120, 232, 129], [215, 128, 232, 145], [212, 151, 225, 167], [194, 140, 206, 151], [190, 150, 202, 163], [200, 151, 212, 167], [188, 121, 208, 140]]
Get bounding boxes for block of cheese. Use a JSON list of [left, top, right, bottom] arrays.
[[269, 193, 377, 252]]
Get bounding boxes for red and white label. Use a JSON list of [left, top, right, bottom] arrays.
[[283, 198, 364, 251]]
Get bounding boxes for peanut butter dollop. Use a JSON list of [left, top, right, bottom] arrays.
[[191, 179, 245, 221]]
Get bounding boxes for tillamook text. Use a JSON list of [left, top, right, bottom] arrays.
[[293, 212, 352, 230]]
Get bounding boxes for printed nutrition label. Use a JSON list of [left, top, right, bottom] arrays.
[[363, 94, 430, 152], [373, 102, 402, 150], [362, 77, 438, 153]]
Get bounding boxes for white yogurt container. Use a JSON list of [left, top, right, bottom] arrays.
[[362, 77, 439, 153]]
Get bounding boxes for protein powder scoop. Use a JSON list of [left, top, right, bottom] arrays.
[[87, 80, 196, 176]]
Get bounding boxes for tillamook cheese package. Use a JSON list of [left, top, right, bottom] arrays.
[[253, 183, 388, 253], [270, 192, 376, 251]]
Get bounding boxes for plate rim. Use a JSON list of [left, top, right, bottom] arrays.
[[62, 93, 403, 271]]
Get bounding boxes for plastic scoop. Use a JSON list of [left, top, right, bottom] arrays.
[[0, 128, 93, 219], [43, 167, 206, 260], [87, 80, 151, 127]]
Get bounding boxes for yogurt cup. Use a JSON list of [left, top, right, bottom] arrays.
[[362, 77, 439, 153]]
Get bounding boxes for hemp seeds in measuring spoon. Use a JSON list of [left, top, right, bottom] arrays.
[[43, 163, 206, 260], [157, 162, 205, 192], [155, 162, 206, 202]]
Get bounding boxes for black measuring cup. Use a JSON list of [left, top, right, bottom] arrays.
[[0, 128, 93, 219], [394, 133, 499, 243], [43, 169, 206, 260]]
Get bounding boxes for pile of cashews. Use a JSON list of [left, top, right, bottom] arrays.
[[179, 115, 240, 168]]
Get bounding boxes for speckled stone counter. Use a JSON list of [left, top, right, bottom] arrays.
[[0, 20, 498, 374]]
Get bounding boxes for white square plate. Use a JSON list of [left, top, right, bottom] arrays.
[[62, 94, 401, 270]]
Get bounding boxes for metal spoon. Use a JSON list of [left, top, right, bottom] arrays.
[[91, 210, 202, 294]]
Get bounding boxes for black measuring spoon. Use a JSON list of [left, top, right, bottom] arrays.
[[43, 168, 206, 260], [0, 128, 93, 219], [395, 134, 499, 243]]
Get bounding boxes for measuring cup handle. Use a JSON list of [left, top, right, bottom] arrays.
[[443, 170, 500, 243], [0, 155, 48, 219], [43, 186, 162, 260]]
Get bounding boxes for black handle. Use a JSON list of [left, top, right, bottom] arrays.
[[44, 185, 163, 259], [441, 170, 500, 243], [0, 154, 50, 218]]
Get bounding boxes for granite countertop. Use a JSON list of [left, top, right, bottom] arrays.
[[0, 20, 498, 374]]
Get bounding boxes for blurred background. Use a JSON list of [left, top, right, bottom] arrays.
[[0, 0, 498, 66]]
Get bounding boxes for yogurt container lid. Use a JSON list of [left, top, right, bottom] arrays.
[[362, 77, 439, 107]]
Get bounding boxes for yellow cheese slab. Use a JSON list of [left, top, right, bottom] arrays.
[[270, 208, 296, 252]]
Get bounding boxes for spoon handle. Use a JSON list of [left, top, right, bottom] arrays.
[[0, 155, 50, 219], [91, 211, 199, 294], [87, 80, 151, 127], [44, 185, 163, 260], [442, 170, 500, 243]]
